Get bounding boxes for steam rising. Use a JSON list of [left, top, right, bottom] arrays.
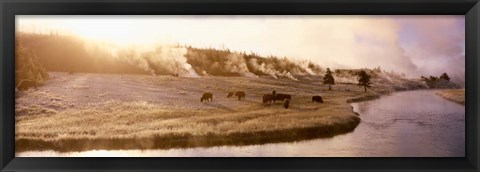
[[248, 58, 298, 80], [117, 46, 198, 77], [225, 53, 257, 78], [105, 44, 318, 80]]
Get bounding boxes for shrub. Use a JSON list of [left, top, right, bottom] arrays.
[[16, 41, 49, 90]]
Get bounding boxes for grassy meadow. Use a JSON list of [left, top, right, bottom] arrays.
[[14, 71, 412, 152]]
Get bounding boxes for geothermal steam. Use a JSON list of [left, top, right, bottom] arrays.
[[117, 46, 198, 77], [113, 45, 322, 80]]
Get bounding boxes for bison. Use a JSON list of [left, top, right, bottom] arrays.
[[227, 91, 234, 98], [274, 93, 291, 102], [284, 99, 290, 109], [263, 94, 274, 104], [235, 91, 246, 100], [312, 96, 324, 103], [201, 92, 213, 102]]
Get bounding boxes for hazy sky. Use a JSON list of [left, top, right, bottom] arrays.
[[17, 15, 465, 78]]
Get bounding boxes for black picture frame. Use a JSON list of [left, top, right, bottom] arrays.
[[1, 0, 479, 171]]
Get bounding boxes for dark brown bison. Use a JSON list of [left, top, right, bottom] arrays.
[[263, 94, 274, 104], [16, 80, 37, 91], [235, 91, 245, 100], [227, 91, 234, 98], [274, 93, 291, 102], [201, 92, 213, 102], [312, 96, 324, 103], [284, 99, 290, 109]]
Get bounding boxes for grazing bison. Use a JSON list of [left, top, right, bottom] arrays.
[[227, 91, 234, 98], [235, 91, 246, 100], [274, 93, 291, 102], [201, 92, 213, 102], [312, 96, 324, 103], [263, 94, 274, 104], [284, 99, 290, 109]]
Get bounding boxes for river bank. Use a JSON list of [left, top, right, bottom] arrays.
[[436, 89, 465, 105], [18, 90, 465, 157]]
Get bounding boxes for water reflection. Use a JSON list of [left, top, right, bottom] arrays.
[[18, 90, 465, 157]]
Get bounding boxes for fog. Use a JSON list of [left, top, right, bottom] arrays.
[[17, 15, 465, 81]]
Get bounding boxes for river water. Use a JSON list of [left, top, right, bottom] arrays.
[[18, 90, 465, 157]]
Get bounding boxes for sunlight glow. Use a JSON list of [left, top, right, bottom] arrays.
[[16, 15, 465, 78]]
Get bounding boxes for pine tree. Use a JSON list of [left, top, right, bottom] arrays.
[[357, 70, 372, 92], [440, 72, 450, 81], [323, 68, 335, 90]]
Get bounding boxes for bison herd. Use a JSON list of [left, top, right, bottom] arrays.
[[227, 91, 245, 100], [201, 89, 323, 109]]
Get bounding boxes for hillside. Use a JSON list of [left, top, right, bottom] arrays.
[[17, 32, 442, 90], [17, 32, 323, 79], [17, 33, 147, 74]]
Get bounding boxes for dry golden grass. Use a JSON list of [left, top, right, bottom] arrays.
[[16, 97, 361, 152], [436, 89, 465, 105], [15, 73, 409, 152]]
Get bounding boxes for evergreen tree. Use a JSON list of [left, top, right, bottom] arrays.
[[357, 70, 372, 92], [440, 72, 450, 81], [323, 68, 335, 90]]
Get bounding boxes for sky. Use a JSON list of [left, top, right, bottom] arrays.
[[16, 15, 465, 79]]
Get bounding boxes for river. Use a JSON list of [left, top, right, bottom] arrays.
[[18, 90, 465, 157]]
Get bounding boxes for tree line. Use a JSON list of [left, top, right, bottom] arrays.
[[421, 73, 450, 82], [323, 68, 372, 92]]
